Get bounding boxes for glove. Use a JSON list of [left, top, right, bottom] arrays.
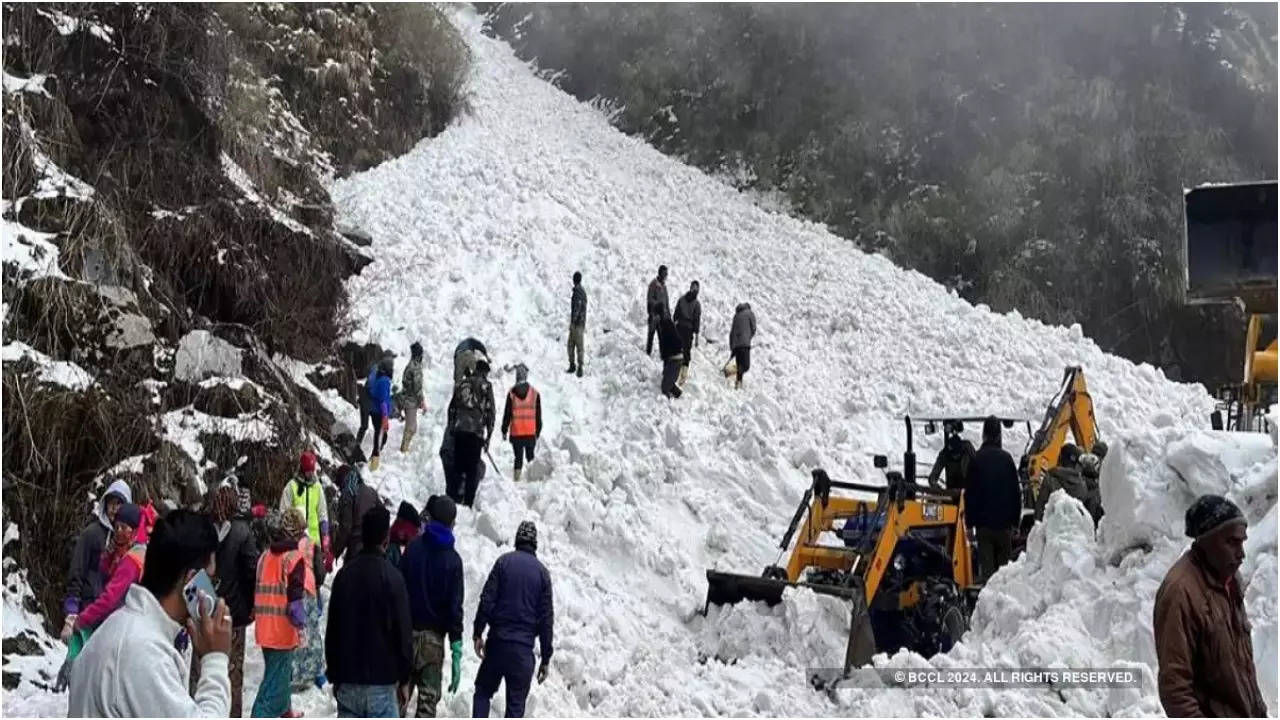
[[449, 640, 463, 693], [537, 661, 549, 684], [54, 658, 73, 693], [60, 615, 77, 642]]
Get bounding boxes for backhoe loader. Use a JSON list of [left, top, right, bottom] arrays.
[[704, 417, 977, 677]]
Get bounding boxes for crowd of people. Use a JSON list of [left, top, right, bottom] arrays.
[[52, 266, 1268, 719]]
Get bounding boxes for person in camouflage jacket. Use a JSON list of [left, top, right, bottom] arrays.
[[447, 355, 495, 507], [400, 342, 426, 452]]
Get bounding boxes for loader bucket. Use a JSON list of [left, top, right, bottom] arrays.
[[704, 570, 791, 609]]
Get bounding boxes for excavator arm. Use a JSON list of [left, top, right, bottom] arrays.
[[1025, 366, 1098, 498]]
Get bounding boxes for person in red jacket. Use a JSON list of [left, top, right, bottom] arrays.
[[501, 365, 542, 482], [74, 503, 146, 633]]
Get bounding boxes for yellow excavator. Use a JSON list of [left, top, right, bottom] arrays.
[[1020, 366, 1100, 509], [704, 418, 979, 678], [1183, 181, 1277, 432]]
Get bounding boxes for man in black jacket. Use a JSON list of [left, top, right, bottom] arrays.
[[208, 484, 259, 717], [401, 496, 464, 718], [673, 281, 702, 378], [568, 272, 586, 377], [326, 506, 413, 718], [965, 416, 1023, 582]]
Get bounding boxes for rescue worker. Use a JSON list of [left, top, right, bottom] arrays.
[[1154, 495, 1266, 717], [473, 521, 554, 719], [63, 479, 131, 641], [568, 272, 586, 377], [368, 356, 394, 469], [645, 265, 669, 357], [401, 342, 426, 452], [440, 430, 487, 508], [251, 509, 313, 718], [447, 353, 496, 508], [454, 338, 488, 385], [728, 302, 756, 389], [332, 451, 381, 565], [68, 510, 230, 717], [501, 364, 543, 482], [1034, 443, 1101, 522], [927, 421, 976, 491], [658, 313, 684, 399], [401, 495, 464, 718], [326, 506, 413, 718], [1078, 451, 1105, 525], [673, 281, 702, 382], [278, 450, 332, 585], [964, 416, 1021, 582], [201, 485, 259, 716]]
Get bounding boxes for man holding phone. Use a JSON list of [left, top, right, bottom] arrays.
[[69, 509, 233, 717]]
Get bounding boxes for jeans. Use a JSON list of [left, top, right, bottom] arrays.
[[472, 640, 535, 718], [335, 683, 399, 718]]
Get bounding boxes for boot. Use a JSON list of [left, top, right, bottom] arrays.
[[513, 467, 523, 482], [566, 364, 576, 374], [576, 366, 583, 378]]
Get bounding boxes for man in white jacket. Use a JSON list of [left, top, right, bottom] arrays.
[[70, 509, 233, 718]]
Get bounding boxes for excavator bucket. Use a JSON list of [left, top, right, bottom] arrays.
[[1184, 181, 1277, 313], [704, 570, 864, 611]]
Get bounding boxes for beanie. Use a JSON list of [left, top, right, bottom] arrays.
[[396, 500, 421, 526], [1185, 494, 1246, 540], [300, 450, 318, 474], [429, 495, 457, 527], [515, 520, 537, 551], [116, 503, 142, 529]]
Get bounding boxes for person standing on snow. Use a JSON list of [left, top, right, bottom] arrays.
[[501, 364, 543, 483], [1078, 451, 1104, 526], [251, 509, 314, 718], [326, 506, 413, 718], [673, 280, 702, 383], [447, 353, 496, 508], [368, 356, 395, 469], [472, 521, 554, 719], [401, 495, 465, 718], [1154, 495, 1266, 718], [658, 313, 684, 399], [70, 503, 147, 635], [202, 484, 259, 717], [645, 265, 670, 357], [567, 272, 587, 377], [440, 431, 487, 509], [454, 337, 488, 386], [63, 480, 131, 641], [964, 416, 1021, 582], [400, 342, 427, 452], [68, 509, 231, 717], [1034, 443, 1098, 522], [332, 451, 382, 565], [355, 353, 388, 452], [279, 450, 332, 585], [728, 302, 756, 389]]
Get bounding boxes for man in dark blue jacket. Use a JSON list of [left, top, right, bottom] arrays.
[[472, 521, 554, 719], [964, 416, 1023, 582], [400, 496, 464, 718]]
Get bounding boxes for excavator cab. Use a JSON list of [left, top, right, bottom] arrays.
[[1183, 181, 1277, 432], [704, 417, 977, 679]]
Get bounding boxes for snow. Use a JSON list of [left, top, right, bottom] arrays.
[[4, 7, 1276, 718], [1, 341, 95, 390], [2, 71, 50, 97], [1, 217, 66, 280], [220, 152, 313, 236], [173, 330, 244, 382]]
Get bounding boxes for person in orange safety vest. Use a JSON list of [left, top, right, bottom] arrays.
[[500, 364, 543, 483], [250, 508, 315, 718]]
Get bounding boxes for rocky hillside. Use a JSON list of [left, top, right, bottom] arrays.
[[1, 2, 468, 642]]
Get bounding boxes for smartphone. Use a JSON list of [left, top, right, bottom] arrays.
[[183, 570, 217, 620]]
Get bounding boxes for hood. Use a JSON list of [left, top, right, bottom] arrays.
[[735, 303, 750, 314], [423, 521, 455, 549], [97, 479, 133, 529]]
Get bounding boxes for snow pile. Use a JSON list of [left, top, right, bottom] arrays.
[[1, 341, 95, 390], [1, 525, 65, 718]]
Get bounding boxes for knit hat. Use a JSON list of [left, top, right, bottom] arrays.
[[428, 495, 457, 527], [116, 503, 142, 529], [265, 510, 288, 542], [1185, 494, 1246, 540], [515, 520, 537, 550], [515, 364, 529, 384], [299, 450, 318, 474], [282, 507, 307, 541], [396, 500, 421, 526]]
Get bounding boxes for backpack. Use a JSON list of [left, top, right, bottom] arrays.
[[451, 376, 490, 435]]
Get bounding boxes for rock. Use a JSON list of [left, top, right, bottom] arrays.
[[16, 195, 83, 234], [337, 222, 374, 247], [2, 672, 19, 691], [174, 330, 243, 382], [2, 631, 44, 656], [193, 379, 263, 418], [141, 440, 202, 506]]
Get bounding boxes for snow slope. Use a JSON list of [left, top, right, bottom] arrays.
[[4, 7, 1274, 718]]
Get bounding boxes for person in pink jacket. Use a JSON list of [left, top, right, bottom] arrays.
[[75, 503, 146, 632]]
